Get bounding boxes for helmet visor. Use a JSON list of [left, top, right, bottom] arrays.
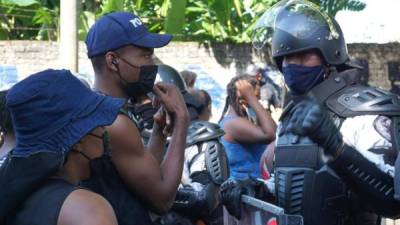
[[155, 65, 187, 92], [252, 0, 339, 50]]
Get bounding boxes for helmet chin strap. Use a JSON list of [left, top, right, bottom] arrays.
[[327, 65, 338, 78]]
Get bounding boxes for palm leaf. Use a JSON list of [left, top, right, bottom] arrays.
[[164, 0, 187, 36], [2, 0, 38, 6], [100, 0, 124, 15]]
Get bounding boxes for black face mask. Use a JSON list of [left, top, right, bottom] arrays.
[[78, 130, 153, 225], [115, 56, 158, 98]]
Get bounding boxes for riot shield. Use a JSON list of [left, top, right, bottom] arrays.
[[223, 195, 303, 225]]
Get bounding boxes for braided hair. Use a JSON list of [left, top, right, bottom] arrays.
[[218, 74, 257, 122]]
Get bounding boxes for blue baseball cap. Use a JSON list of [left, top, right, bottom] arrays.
[[86, 12, 173, 58]]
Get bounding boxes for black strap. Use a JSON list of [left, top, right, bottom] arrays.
[[390, 116, 400, 191], [119, 108, 140, 128], [391, 117, 400, 153], [7, 178, 79, 225], [309, 73, 347, 105], [93, 88, 139, 125], [72, 148, 91, 161]]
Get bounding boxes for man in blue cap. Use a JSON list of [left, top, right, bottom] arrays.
[[84, 11, 190, 223]]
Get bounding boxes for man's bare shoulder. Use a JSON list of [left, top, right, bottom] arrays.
[[107, 114, 144, 156], [108, 114, 139, 132]]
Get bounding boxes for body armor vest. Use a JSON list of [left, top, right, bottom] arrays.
[[275, 122, 348, 225], [275, 70, 400, 225]]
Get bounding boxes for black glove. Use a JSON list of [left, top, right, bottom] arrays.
[[173, 183, 219, 218], [220, 179, 243, 220], [219, 177, 268, 220], [285, 100, 343, 156], [173, 185, 207, 215]]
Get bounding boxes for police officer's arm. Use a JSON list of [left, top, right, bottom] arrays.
[[225, 80, 276, 144], [108, 83, 190, 214], [328, 144, 400, 218], [286, 100, 400, 218]]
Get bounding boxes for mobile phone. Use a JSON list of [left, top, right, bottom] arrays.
[[244, 105, 257, 124]]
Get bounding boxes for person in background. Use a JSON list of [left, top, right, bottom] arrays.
[[218, 75, 276, 180], [180, 70, 197, 93], [246, 63, 283, 114], [191, 89, 212, 122]]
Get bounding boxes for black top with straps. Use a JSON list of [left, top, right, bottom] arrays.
[[6, 178, 78, 225]]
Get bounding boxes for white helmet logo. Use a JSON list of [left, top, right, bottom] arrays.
[[130, 18, 143, 28]]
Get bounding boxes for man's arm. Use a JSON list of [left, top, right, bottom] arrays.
[[328, 144, 400, 218], [146, 120, 167, 164], [286, 100, 400, 218], [109, 83, 189, 214], [109, 114, 188, 214]]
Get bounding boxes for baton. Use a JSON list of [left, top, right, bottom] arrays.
[[241, 194, 285, 215]]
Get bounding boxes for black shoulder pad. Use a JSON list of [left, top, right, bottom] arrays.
[[186, 121, 225, 147], [326, 85, 400, 117]]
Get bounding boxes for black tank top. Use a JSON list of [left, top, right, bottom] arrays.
[[6, 178, 78, 225]]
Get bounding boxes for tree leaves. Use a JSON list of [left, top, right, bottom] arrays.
[[0, 0, 367, 42], [100, 0, 124, 15], [164, 0, 187, 37], [315, 0, 366, 17], [2, 0, 38, 7]]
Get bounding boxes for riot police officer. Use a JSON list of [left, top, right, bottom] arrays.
[[255, 0, 400, 223], [221, 0, 400, 224]]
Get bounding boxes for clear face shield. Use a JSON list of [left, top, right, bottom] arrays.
[[251, 0, 340, 51]]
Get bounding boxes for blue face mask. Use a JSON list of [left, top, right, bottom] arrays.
[[282, 64, 325, 95]]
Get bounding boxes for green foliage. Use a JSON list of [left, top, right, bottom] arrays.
[[100, 0, 124, 15], [78, 10, 95, 40], [164, 0, 187, 38], [311, 0, 366, 17], [0, 0, 366, 42], [0, 0, 58, 40], [182, 0, 280, 43], [3, 0, 38, 7]]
